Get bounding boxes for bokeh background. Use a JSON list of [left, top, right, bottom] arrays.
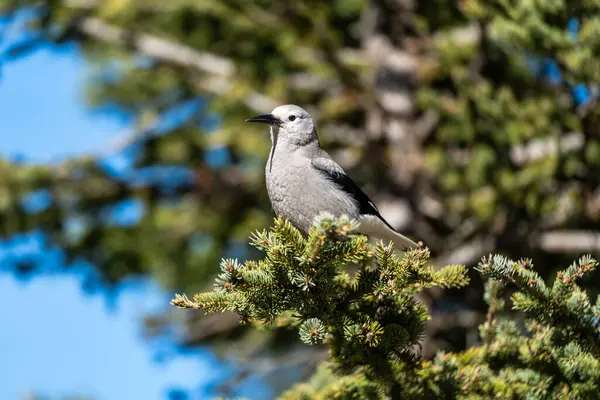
[[1, 1, 599, 399]]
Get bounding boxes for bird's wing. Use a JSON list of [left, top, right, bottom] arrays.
[[311, 154, 418, 249], [311, 155, 387, 221]]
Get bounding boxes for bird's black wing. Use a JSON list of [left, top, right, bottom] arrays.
[[311, 157, 396, 230]]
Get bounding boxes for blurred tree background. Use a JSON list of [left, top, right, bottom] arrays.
[[1, 0, 599, 398]]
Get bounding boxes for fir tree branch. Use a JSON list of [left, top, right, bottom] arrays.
[[172, 217, 600, 398], [477, 255, 600, 355], [171, 214, 469, 397]]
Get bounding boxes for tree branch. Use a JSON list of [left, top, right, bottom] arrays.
[[510, 132, 584, 166], [536, 230, 600, 253], [75, 17, 279, 112]]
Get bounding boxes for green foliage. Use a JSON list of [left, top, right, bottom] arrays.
[[175, 216, 600, 399], [420, 0, 600, 242], [278, 363, 386, 400], [173, 215, 470, 397], [428, 254, 600, 399], [476, 254, 600, 353]]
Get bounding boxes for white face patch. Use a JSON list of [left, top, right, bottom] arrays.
[[269, 105, 316, 146], [271, 105, 310, 123]]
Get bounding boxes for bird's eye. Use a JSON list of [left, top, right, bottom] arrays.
[[288, 115, 296, 122]]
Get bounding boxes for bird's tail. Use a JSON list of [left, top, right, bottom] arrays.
[[358, 214, 418, 250]]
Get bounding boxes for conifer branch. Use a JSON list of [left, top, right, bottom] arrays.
[[477, 254, 600, 355], [172, 217, 600, 398], [172, 214, 469, 396]]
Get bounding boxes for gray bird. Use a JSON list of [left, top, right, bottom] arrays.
[[246, 104, 418, 249]]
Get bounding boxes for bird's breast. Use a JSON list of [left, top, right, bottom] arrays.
[[265, 154, 310, 210], [265, 151, 359, 232]]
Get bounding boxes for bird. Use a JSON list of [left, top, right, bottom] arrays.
[[245, 104, 418, 249]]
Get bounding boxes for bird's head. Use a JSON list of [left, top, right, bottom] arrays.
[[246, 104, 317, 146]]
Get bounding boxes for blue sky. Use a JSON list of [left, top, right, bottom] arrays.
[[0, 275, 219, 399], [0, 46, 124, 162], [0, 46, 269, 399]]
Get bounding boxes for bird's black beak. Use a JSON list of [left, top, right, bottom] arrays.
[[245, 114, 281, 126]]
